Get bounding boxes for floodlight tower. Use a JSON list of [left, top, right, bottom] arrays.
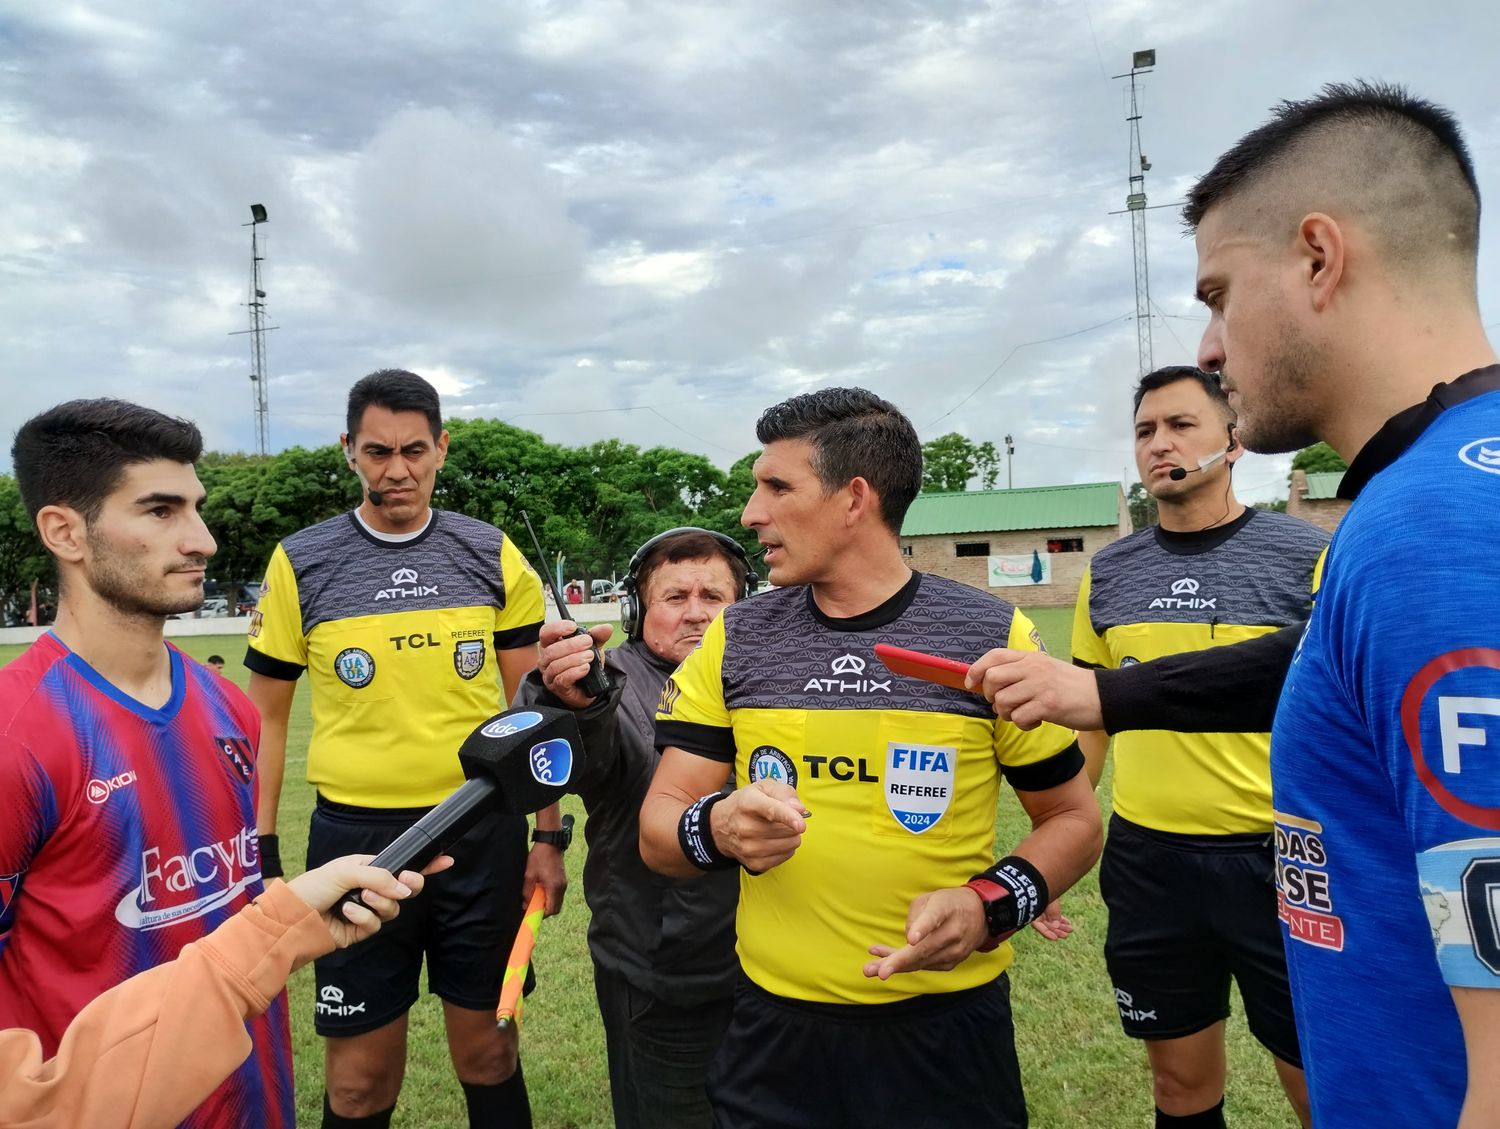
[[1115, 49, 1156, 378], [246, 204, 270, 456]]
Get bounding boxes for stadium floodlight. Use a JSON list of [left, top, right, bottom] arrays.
[[1132, 49, 1155, 69], [250, 203, 268, 224]]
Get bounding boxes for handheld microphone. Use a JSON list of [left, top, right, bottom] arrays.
[[520, 510, 612, 700], [332, 705, 584, 918], [1168, 445, 1230, 481]]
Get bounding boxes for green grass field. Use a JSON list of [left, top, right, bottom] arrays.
[[0, 612, 1299, 1128]]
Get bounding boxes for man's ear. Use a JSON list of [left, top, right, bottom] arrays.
[[1297, 212, 1346, 314], [36, 504, 88, 563]]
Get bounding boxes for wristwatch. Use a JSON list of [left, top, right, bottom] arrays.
[[532, 812, 574, 850]]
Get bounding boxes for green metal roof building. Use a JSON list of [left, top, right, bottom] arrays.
[[900, 482, 1129, 609], [1287, 469, 1349, 533]]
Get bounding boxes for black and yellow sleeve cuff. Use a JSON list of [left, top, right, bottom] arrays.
[[243, 648, 306, 682], [1001, 741, 1085, 792], [655, 720, 736, 763], [494, 621, 544, 650]]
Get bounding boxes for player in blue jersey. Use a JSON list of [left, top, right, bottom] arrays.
[[0, 399, 295, 1128], [972, 82, 1500, 1127], [1180, 81, 1500, 1128]]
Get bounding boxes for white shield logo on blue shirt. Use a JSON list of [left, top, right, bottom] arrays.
[[884, 742, 956, 834]]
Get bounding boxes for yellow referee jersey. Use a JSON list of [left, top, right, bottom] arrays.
[[657, 572, 1080, 1005], [1072, 509, 1328, 834], [246, 510, 543, 807]]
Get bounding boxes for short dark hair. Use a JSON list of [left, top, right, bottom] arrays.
[[636, 530, 749, 604], [754, 388, 922, 533], [206, 654, 225, 665], [346, 369, 443, 443], [1185, 81, 1479, 273], [1132, 366, 1233, 419], [11, 399, 203, 523]]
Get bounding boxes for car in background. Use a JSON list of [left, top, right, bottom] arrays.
[[199, 597, 230, 618]]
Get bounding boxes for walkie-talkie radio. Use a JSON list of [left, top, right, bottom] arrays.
[[520, 511, 613, 700]]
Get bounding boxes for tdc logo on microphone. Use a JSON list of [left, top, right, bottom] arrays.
[[529, 739, 573, 786], [482, 711, 543, 739]]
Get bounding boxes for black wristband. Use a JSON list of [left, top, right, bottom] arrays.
[[968, 855, 1048, 934], [678, 792, 737, 871], [258, 833, 283, 881]]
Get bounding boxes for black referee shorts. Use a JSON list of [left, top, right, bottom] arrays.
[[1099, 813, 1301, 1067], [708, 972, 1027, 1129], [306, 797, 534, 1037]]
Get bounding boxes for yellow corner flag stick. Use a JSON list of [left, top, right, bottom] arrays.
[[496, 885, 547, 1030]]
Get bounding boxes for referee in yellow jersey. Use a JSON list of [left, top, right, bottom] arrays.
[[1072, 367, 1327, 1129], [641, 388, 1102, 1128]]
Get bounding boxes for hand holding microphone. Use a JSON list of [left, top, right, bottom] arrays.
[[332, 705, 585, 920]]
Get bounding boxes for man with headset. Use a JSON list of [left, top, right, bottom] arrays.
[[1070, 366, 1326, 1129], [516, 527, 754, 1129]]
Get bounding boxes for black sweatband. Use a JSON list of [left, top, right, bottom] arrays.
[[258, 833, 283, 880], [678, 792, 737, 871], [970, 855, 1049, 932]]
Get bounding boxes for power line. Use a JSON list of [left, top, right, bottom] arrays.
[[919, 312, 1132, 433]]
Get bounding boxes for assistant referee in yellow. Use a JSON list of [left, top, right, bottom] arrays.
[[642, 388, 1102, 1128], [246, 369, 566, 1129]]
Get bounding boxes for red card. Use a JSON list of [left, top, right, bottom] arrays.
[[873, 643, 974, 692]]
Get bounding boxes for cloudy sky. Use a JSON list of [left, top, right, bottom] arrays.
[[3, 0, 1498, 502]]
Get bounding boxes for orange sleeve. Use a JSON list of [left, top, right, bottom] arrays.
[[0, 881, 332, 1129]]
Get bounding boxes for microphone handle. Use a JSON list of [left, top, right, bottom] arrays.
[[330, 776, 496, 918]]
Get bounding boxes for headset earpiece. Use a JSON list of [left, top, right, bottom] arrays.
[[621, 528, 757, 642]]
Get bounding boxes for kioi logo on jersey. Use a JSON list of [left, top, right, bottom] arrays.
[[804, 653, 891, 695], [86, 770, 139, 804], [375, 566, 439, 601], [1148, 576, 1217, 611], [115, 825, 262, 932]]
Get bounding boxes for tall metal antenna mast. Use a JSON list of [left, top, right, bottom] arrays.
[[1114, 50, 1156, 379], [229, 204, 275, 455]]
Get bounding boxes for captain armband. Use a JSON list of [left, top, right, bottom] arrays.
[[677, 792, 738, 871], [964, 855, 1049, 952]]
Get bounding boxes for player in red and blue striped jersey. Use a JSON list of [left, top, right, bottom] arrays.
[[0, 399, 294, 1128]]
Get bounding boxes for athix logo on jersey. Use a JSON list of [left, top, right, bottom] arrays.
[[1148, 576, 1217, 611], [375, 566, 439, 601], [1400, 647, 1500, 829], [334, 647, 376, 688], [1275, 811, 1344, 952], [316, 984, 367, 1018], [1458, 437, 1500, 476], [86, 770, 139, 805], [114, 825, 261, 932], [1114, 988, 1156, 1023], [481, 711, 543, 739], [216, 736, 254, 784], [749, 745, 798, 787], [804, 653, 892, 695], [529, 738, 573, 785], [453, 639, 486, 680], [884, 742, 956, 833]]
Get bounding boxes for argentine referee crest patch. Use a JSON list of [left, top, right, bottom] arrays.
[[884, 742, 955, 833]]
